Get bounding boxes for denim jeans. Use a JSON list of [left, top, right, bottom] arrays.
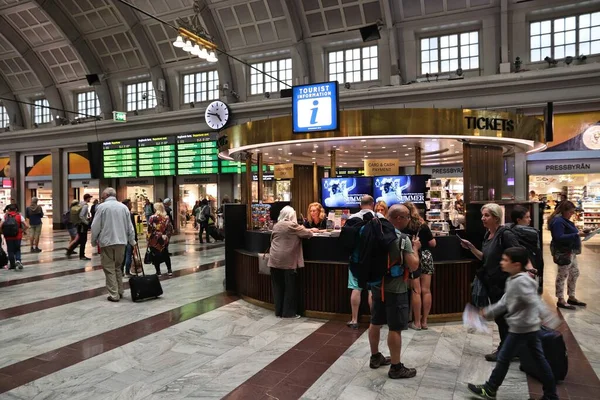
[[487, 331, 557, 399], [123, 243, 133, 275], [6, 239, 21, 269]]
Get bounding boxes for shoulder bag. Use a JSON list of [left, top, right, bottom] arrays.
[[258, 233, 273, 275]]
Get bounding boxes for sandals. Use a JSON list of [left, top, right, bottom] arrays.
[[346, 321, 359, 329], [408, 322, 421, 331]]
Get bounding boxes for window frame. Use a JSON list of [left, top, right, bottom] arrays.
[[32, 98, 52, 125], [182, 69, 220, 104], [418, 30, 481, 76], [326, 44, 379, 84], [0, 104, 8, 129], [124, 80, 157, 112], [75, 90, 101, 118], [249, 57, 292, 96], [529, 11, 600, 63]]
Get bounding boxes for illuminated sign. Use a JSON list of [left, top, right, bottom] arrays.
[[292, 81, 339, 133]]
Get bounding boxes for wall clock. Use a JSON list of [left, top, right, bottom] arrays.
[[205, 100, 230, 130]]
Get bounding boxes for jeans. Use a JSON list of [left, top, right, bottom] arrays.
[[122, 243, 133, 275], [487, 331, 557, 399], [6, 239, 21, 269], [270, 268, 298, 318]]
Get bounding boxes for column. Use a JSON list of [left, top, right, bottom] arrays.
[[514, 152, 528, 201], [51, 148, 64, 230], [330, 150, 336, 177], [257, 152, 263, 203], [245, 153, 252, 229], [415, 147, 422, 174], [9, 151, 21, 211], [313, 162, 318, 202], [463, 143, 503, 204]]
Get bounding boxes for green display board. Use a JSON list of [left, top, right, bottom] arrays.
[[102, 139, 137, 178], [137, 136, 176, 177], [220, 162, 274, 174], [176, 133, 219, 175]]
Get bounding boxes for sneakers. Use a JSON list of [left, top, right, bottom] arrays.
[[485, 348, 518, 362], [388, 363, 417, 379], [467, 383, 496, 399], [369, 352, 392, 369], [15, 261, 23, 270], [167, 271, 173, 276], [567, 298, 587, 307], [31, 248, 41, 253]]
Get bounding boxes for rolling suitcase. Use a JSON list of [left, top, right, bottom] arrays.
[[519, 326, 568, 382], [129, 245, 163, 302], [207, 224, 224, 241]]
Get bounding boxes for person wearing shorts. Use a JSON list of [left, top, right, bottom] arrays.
[[25, 197, 44, 253], [368, 204, 421, 380]]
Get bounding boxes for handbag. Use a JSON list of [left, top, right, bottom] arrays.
[[143, 245, 153, 265], [258, 233, 273, 275], [550, 243, 572, 266]]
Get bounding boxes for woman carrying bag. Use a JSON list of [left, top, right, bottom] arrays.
[[147, 203, 173, 276], [268, 206, 313, 318]]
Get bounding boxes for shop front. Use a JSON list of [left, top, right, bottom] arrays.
[[177, 175, 218, 221], [118, 178, 154, 218], [67, 151, 99, 202], [219, 106, 545, 320], [23, 154, 53, 221], [0, 156, 12, 211]]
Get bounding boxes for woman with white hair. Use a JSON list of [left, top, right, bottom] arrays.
[[267, 206, 314, 318], [460, 203, 520, 362]]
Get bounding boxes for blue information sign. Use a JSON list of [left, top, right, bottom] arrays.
[[292, 81, 339, 133]]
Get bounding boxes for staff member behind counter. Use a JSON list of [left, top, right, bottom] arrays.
[[303, 202, 328, 231]]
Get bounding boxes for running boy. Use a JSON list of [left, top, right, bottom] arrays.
[[468, 246, 559, 400]]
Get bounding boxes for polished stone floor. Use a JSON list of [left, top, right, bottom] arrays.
[[0, 227, 598, 399]]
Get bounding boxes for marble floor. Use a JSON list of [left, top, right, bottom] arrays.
[[0, 228, 598, 399]]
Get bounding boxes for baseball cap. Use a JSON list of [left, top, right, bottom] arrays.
[[83, 194, 92, 200]]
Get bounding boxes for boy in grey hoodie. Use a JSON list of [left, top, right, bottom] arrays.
[[468, 247, 559, 400]]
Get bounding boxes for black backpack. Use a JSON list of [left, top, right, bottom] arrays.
[[2, 213, 19, 237], [505, 224, 544, 271]]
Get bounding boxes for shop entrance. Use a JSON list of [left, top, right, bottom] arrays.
[[69, 179, 99, 203], [126, 185, 154, 218], [179, 183, 217, 218], [26, 181, 53, 223], [0, 178, 13, 212]]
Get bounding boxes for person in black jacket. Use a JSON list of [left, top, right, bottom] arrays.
[[121, 199, 138, 276]]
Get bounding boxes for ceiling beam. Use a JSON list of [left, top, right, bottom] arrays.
[[0, 74, 24, 129], [35, 0, 114, 119], [111, 0, 171, 110], [284, 0, 311, 84], [0, 14, 65, 127]]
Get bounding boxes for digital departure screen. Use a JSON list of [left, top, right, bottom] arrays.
[[176, 133, 219, 175], [102, 139, 137, 178], [137, 136, 176, 177]]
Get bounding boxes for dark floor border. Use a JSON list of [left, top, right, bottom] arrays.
[[0, 292, 239, 394]]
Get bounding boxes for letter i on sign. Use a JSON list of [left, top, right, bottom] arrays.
[[310, 100, 319, 124]]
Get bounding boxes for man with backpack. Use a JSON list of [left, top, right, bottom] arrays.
[[66, 193, 92, 260], [368, 204, 421, 379], [0, 204, 29, 270], [195, 199, 212, 244]]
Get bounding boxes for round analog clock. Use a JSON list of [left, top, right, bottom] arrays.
[[204, 100, 230, 130]]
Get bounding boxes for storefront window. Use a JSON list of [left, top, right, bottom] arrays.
[[126, 185, 153, 216]]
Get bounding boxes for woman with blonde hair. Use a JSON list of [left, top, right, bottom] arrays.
[[401, 202, 436, 330], [548, 200, 586, 310], [304, 202, 327, 230], [460, 203, 521, 362], [147, 202, 173, 276], [269, 206, 314, 318], [375, 201, 388, 217]]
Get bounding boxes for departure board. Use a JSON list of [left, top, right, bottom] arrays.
[[102, 139, 137, 178], [138, 136, 176, 177], [176, 133, 219, 175], [220, 160, 244, 174]]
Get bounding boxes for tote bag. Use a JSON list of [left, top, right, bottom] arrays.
[[258, 233, 273, 275]]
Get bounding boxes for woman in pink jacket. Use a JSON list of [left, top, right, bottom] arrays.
[[268, 206, 314, 318]]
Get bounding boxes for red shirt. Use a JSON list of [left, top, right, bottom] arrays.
[[3, 212, 23, 240]]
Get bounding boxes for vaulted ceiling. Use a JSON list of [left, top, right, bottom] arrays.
[[0, 0, 497, 127]]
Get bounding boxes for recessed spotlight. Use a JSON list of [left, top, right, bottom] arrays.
[[443, 158, 448, 160], [288, 153, 293, 155], [344, 151, 348, 153], [312, 150, 316, 153], [402, 144, 407, 147], [313, 145, 318, 148], [363, 145, 367, 148], [361, 139, 367, 142], [286, 159, 290, 162], [405, 153, 409, 156], [296, 143, 301, 146], [408, 147, 412, 150], [312, 157, 315, 160], [278, 148, 283, 151], [450, 144, 455, 147], [344, 162, 347, 165], [364, 155, 368, 158], [333, 145, 337, 148], [393, 150, 397, 153], [264, 153, 269, 155], [338, 165, 343, 168], [411, 161, 415, 163], [455, 151, 459, 153], [269, 157, 273, 159], [433, 139, 437, 141], [327, 153, 331, 157], [381, 146, 386, 149], [255, 149, 261, 152], [367, 151, 372, 154]]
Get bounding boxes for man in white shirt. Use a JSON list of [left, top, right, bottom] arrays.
[[91, 188, 137, 302]]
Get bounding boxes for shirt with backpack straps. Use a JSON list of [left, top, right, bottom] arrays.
[[2, 212, 26, 240]]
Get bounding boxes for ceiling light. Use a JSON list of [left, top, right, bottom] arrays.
[[255, 149, 260, 152], [363, 146, 367, 148], [393, 150, 397, 153], [313, 145, 318, 148], [327, 154, 331, 157], [344, 151, 348, 153], [278, 148, 283, 151], [432, 139, 438, 141], [264, 153, 269, 155], [405, 153, 409, 156], [173, 35, 185, 48], [411, 161, 415, 163], [182, 40, 194, 52], [268, 157, 273, 159], [286, 159, 290, 162], [296, 143, 301, 146], [288, 153, 292, 155], [198, 47, 209, 59], [455, 151, 459, 153], [408, 147, 412, 150], [402, 144, 407, 147], [450, 144, 455, 147], [364, 156, 368, 158], [312, 150, 316, 153], [207, 51, 218, 63], [381, 146, 386, 149], [333, 145, 337, 148], [344, 162, 347, 165], [190, 44, 201, 56], [367, 151, 372, 154], [312, 157, 315, 160], [361, 139, 366, 142]]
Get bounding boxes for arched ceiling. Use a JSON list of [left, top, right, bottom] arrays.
[[0, 0, 497, 127]]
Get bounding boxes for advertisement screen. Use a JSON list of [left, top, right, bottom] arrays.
[[321, 177, 372, 208], [373, 175, 428, 206]]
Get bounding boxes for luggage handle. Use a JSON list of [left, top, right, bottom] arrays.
[[133, 244, 146, 277]]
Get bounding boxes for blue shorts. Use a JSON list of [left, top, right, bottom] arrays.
[[348, 269, 363, 291]]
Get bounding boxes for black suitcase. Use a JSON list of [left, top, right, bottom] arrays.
[[207, 225, 224, 241], [519, 326, 568, 382], [129, 245, 163, 302]]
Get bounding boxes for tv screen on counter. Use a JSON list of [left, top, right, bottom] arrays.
[[322, 177, 373, 208], [373, 175, 428, 206]]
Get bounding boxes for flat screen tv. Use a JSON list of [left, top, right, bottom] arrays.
[[321, 177, 372, 208], [373, 175, 428, 206]]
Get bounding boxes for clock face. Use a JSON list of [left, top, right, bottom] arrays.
[[205, 101, 230, 130]]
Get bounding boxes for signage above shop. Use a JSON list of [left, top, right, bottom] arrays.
[[464, 116, 514, 132], [364, 159, 400, 176], [70, 179, 99, 188], [292, 81, 339, 133], [274, 163, 294, 179], [123, 178, 152, 185], [421, 165, 464, 177], [528, 159, 600, 175], [253, 173, 274, 181]]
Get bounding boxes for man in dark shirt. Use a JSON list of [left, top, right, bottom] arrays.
[[3, 198, 18, 213]]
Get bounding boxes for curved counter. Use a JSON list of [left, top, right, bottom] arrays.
[[226, 218, 480, 321]]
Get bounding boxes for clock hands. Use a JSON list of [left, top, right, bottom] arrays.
[[207, 112, 222, 122]]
